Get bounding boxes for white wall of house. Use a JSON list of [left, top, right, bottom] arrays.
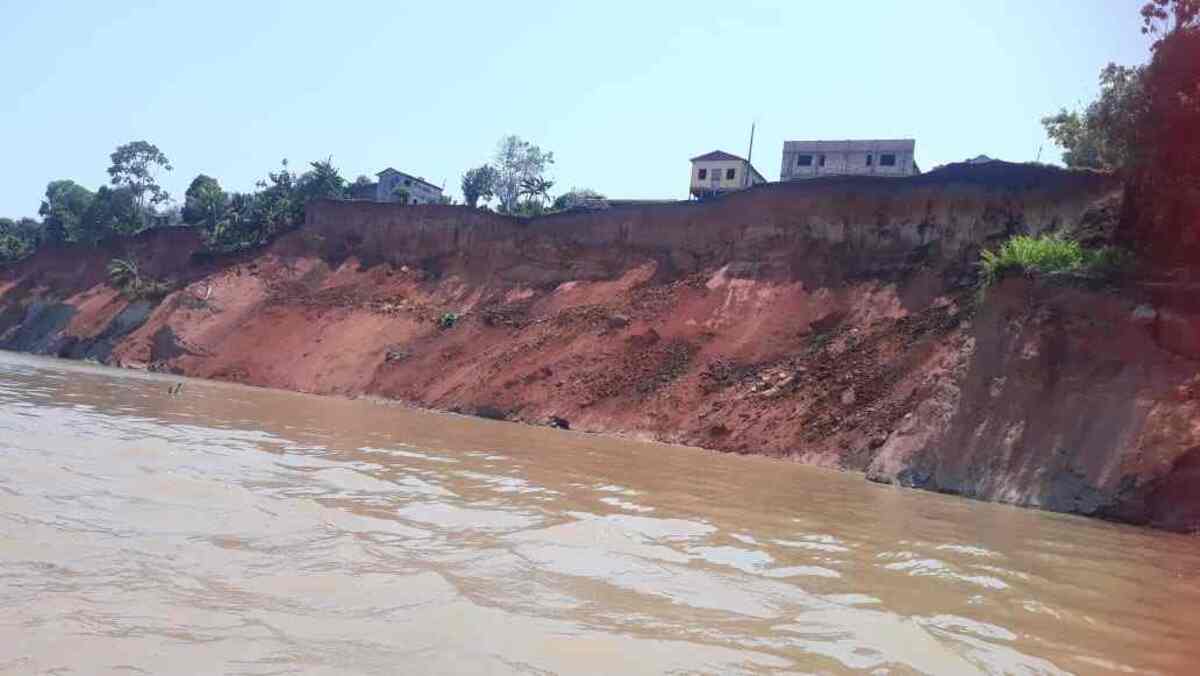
[[780, 140, 917, 180], [689, 159, 765, 195]]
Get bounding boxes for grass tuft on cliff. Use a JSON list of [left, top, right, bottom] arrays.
[[979, 235, 1130, 288]]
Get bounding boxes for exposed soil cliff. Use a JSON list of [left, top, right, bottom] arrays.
[[4, 162, 1198, 531]]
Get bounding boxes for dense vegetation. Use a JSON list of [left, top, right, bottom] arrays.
[[458, 135, 604, 216], [1042, 0, 1200, 266], [1, 132, 603, 265], [0, 142, 353, 262], [1041, 1, 1198, 173]]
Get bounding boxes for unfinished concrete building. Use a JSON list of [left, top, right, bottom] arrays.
[[375, 168, 444, 204], [780, 139, 919, 181]]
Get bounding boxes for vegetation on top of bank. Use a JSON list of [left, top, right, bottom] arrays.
[[1, 132, 606, 266], [0, 142, 354, 263], [978, 235, 1131, 288]]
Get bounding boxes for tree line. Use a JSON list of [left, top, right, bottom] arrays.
[[1, 133, 606, 264], [0, 142, 352, 261]]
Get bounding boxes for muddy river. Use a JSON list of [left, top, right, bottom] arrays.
[[1, 351, 1198, 674]]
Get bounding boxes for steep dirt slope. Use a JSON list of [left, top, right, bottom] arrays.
[[4, 163, 1198, 531]]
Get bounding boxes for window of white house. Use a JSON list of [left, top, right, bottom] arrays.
[[818, 154, 826, 167], [726, 168, 736, 180], [797, 154, 814, 167], [404, 179, 411, 186], [698, 168, 707, 179], [880, 154, 897, 166], [866, 154, 873, 166]]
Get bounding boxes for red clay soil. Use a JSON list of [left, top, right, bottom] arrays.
[[4, 162, 1199, 531]]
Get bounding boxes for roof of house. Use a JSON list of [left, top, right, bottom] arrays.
[[782, 139, 916, 153], [375, 168, 443, 192], [690, 150, 747, 163]]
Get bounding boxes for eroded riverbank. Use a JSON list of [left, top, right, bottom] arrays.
[[3, 164, 1199, 531]]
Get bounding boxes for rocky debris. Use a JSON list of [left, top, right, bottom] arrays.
[[627, 329, 661, 349], [606, 313, 630, 330], [1132, 304, 1158, 323], [473, 405, 509, 421], [548, 416, 571, 430], [481, 300, 533, 328], [384, 345, 411, 363], [708, 423, 731, 437], [552, 304, 613, 330], [582, 334, 698, 403]]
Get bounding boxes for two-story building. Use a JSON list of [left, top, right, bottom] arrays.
[[375, 168, 444, 204], [779, 139, 919, 181], [689, 150, 767, 199]]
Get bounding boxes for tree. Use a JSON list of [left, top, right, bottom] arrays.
[[38, 180, 94, 244], [181, 174, 228, 230], [552, 187, 606, 211], [493, 135, 554, 213], [0, 217, 42, 262], [1141, 0, 1200, 39], [295, 158, 346, 205], [107, 141, 172, 229], [1121, 15, 1200, 262], [460, 164, 498, 208], [206, 192, 258, 251], [349, 174, 376, 199], [1042, 63, 1147, 170], [252, 159, 300, 236], [81, 186, 139, 240], [519, 175, 555, 208]]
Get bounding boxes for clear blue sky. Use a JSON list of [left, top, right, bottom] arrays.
[[0, 0, 1153, 217]]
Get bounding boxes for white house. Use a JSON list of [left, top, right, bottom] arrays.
[[375, 168, 444, 204], [689, 150, 767, 199], [779, 139, 919, 181]]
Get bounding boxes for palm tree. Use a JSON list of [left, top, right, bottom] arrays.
[[519, 176, 555, 207]]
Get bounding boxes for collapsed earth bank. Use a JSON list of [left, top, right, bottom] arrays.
[[3, 163, 1199, 531]]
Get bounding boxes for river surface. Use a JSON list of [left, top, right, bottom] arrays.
[[1, 351, 1199, 675]]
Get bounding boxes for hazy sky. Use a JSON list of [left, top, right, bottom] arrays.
[[0, 1, 1152, 216]]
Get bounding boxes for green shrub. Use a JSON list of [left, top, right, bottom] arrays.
[[107, 257, 172, 300], [978, 235, 1130, 288], [438, 312, 459, 329]]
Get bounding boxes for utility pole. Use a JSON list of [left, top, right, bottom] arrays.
[[745, 122, 756, 188]]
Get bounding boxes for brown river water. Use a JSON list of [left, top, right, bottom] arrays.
[[1, 351, 1199, 675]]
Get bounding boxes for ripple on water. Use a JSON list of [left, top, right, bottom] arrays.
[[880, 556, 1010, 590], [396, 501, 543, 532]]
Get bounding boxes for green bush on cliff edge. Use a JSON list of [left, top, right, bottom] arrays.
[[978, 235, 1130, 288]]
